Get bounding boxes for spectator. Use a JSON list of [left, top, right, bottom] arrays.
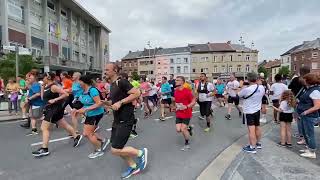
[[270, 74, 288, 123], [0, 77, 4, 108], [297, 73, 320, 159], [6, 78, 19, 115], [17, 75, 28, 118]]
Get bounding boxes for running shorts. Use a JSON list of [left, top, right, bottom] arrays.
[[30, 105, 44, 119], [111, 122, 133, 149], [161, 98, 172, 105], [227, 95, 240, 105], [243, 110, 260, 126], [84, 114, 103, 126], [43, 105, 65, 124], [199, 101, 212, 117], [176, 118, 190, 125], [262, 95, 268, 105]]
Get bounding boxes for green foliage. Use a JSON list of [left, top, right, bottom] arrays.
[[0, 53, 39, 81], [131, 71, 140, 81], [258, 66, 269, 79], [278, 66, 291, 77]]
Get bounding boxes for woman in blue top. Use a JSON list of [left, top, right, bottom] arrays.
[[215, 79, 226, 107], [77, 75, 109, 159], [70, 72, 84, 134]]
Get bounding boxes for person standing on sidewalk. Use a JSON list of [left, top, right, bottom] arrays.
[[297, 73, 320, 159], [270, 74, 288, 123], [104, 63, 148, 179], [225, 74, 242, 120], [173, 76, 196, 151], [6, 78, 19, 115], [239, 72, 265, 154]]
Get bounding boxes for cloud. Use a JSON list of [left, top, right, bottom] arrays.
[[76, 0, 320, 62]]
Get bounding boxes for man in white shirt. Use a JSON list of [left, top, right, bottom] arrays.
[[238, 72, 265, 154], [196, 73, 215, 132], [270, 74, 288, 123], [225, 74, 242, 120]]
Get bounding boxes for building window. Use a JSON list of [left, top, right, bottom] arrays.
[[176, 58, 181, 64], [192, 68, 196, 73], [150, 71, 154, 74], [222, 66, 226, 72], [229, 66, 233, 72], [312, 62, 319, 69], [246, 55, 250, 61], [177, 66, 181, 73], [237, 65, 241, 72], [170, 67, 174, 74], [170, 59, 174, 63], [192, 57, 197, 62], [221, 56, 224, 62], [294, 56, 297, 61], [294, 65, 297, 71], [287, 57, 290, 63], [213, 56, 216, 62], [246, 65, 250, 72], [47, 1, 55, 12], [213, 66, 218, 73], [74, 51, 79, 61], [184, 58, 188, 63], [312, 52, 318, 58], [201, 68, 203, 73], [230, 55, 233, 62], [150, 61, 153, 64], [184, 66, 188, 73], [8, 0, 24, 23]]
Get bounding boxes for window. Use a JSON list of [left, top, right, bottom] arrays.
[[312, 52, 318, 58], [246, 55, 250, 61], [74, 51, 79, 61], [287, 57, 290, 63], [201, 68, 203, 73], [47, 1, 55, 12], [184, 66, 188, 73], [61, 9, 67, 17], [312, 62, 319, 69], [246, 65, 250, 72], [222, 65, 226, 72], [177, 66, 181, 73], [170, 59, 174, 63], [30, 10, 42, 29], [192, 57, 197, 62], [150, 61, 153, 64], [213, 66, 218, 73], [201, 68, 208, 73], [150, 71, 154, 74], [176, 58, 181, 64], [237, 65, 241, 72], [8, 0, 24, 23], [294, 56, 297, 61], [230, 55, 233, 62], [170, 67, 174, 74], [294, 65, 297, 71], [229, 66, 233, 72], [221, 56, 224, 62], [184, 58, 188, 63], [213, 56, 216, 62], [192, 69, 196, 73]]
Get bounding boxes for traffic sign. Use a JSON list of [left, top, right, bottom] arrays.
[[3, 46, 16, 51], [18, 47, 32, 55]]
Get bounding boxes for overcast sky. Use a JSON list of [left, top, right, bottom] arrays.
[[77, 0, 320, 62]]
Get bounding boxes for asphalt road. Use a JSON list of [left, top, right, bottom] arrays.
[[0, 105, 254, 180]]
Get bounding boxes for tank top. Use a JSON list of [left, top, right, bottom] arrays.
[[43, 83, 60, 105]]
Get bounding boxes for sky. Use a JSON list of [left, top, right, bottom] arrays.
[[76, 0, 320, 62]]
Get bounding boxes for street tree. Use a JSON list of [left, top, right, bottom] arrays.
[[258, 66, 269, 79], [278, 66, 291, 77], [131, 71, 140, 81]]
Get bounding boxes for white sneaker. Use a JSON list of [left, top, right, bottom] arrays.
[[88, 149, 104, 159], [300, 150, 316, 159], [299, 149, 308, 153]]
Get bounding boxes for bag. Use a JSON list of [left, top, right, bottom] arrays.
[[72, 98, 84, 110], [243, 85, 259, 99]]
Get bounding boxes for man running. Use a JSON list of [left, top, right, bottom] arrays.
[[225, 74, 242, 120], [239, 72, 265, 154], [168, 74, 176, 97], [159, 76, 172, 121], [174, 76, 196, 151], [104, 63, 148, 179], [196, 73, 215, 132]]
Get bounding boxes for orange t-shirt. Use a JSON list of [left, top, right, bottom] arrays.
[[62, 79, 73, 92]]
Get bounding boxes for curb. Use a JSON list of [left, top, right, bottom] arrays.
[[0, 117, 29, 123], [197, 121, 273, 180]]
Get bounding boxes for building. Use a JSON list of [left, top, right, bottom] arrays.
[[155, 47, 191, 82], [0, 0, 111, 75], [290, 38, 320, 74], [189, 42, 258, 81], [264, 59, 281, 82], [121, 50, 141, 76], [280, 44, 302, 71], [138, 48, 158, 79]]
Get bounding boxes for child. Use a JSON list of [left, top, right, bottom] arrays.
[[273, 90, 296, 148]]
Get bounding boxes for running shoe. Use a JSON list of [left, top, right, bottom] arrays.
[[137, 148, 148, 171], [300, 150, 316, 159], [277, 142, 286, 147], [204, 127, 210, 132], [130, 133, 138, 139], [20, 123, 30, 129], [32, 148, 50, 157], [73, 135, 83, 147], [297, 139, 306, 145], [198, 116, 205, 120], [242, 145, 257, 154], [225, 114, 231, 120], [88, 149, 104, 159], [285, 143, 293, 148], [256, 142, 262, 149], [239, 111, 242, 117], [101, 139, 110, 151], [159, 116, 165, 121], [26, 129, 38, 136], [181, 144, 191, 151], [188, 125, 193, 136], [121, 166, 140, 179], [314, 123, 319, 128]]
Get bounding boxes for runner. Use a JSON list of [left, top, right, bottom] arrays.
[[32, 72, 82, 157], [159, 76, 172, 121], [77, 75, 109, 159], [149, 81, 158, 111], [60, 72, 73, 115], [70, 72, 84, 134], [104, 63, 148, 179], [225, 74, 242, 120], [215, 78, 226, 107], [239, 72, 265, 154], [270, 74, 288, 123], [168, 74, 176, 97], [174, 76, 196, 151], [140, 77, 152, 118], [196, 73, 215, 132]]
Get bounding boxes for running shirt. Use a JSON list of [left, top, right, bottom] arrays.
[[168, 79, 176, 92], [140, 82, 151, 97], [197, 82, 214, 102], [72, 82, 84, 98], [131, 80, 140, 88], [226, 80, 240, 97], [215, 83, 225, 95], [239, 84, 265, 114], [62, 78, 73, 92], [96, 82, 105, 92], [43, 84, 60, 105], [149, 84, 158, 96], [183, 82, 192, 91], [270, 83, 288, 100], [279, 100, 294, 113], [174, 88, 193, 119], [161, 82, 172, 99], [19, 79, 26, 89], [79, 87, 104, 117], [28, 82, 43, 106]]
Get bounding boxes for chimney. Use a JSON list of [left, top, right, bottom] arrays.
[[227, 41, 231, 44], [129, 50, 132, 53]]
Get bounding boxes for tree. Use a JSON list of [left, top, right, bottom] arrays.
[[278, 66, 291, 77], [258, 66, 269, 79], [0, 53, 40, 81], [131, 71, 140, 81]]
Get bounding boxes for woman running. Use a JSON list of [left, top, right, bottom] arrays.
[[77, 75, 109, 159], [70, 72, 83, 134], [32, 72, 82, 157]]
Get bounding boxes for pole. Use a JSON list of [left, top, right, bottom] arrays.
[[15, 45, 19, 77]]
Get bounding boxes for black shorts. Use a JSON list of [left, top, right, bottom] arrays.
[[161, 98, 172, 105], [228, 96, 240, 105], [272, 99, 280, 107], [64, 94, 74, 108], [84, 114, 103, 126], [279, 112, 293, 123], [176, 118, 190, 125], [262, 95, 268, 105], [43, 105, 65, 124], [199, 101, 212, 117], [148, 94, 158, 103], [215, 94, 224, 98], [111, 123, 133, 149], [244, 110, 260, 126]]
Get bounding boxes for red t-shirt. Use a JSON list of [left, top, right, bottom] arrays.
[[174, 88, 193, 119]]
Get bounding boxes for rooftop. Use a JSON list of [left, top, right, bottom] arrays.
[[292, 38, 320, 53], [264, 59, 281, 69]]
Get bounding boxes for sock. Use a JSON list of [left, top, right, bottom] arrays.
[[185, 139, 189, 145], [207, 122, 210, 128], [138, 150, 143, 157], [130, 163, 137, 169]]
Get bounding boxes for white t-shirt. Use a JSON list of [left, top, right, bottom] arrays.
[[279, 101, 294, 113], [226, 80, 240, 97], [309, 90, 320, 100], [149, 85, 158, 96], [239, 84, 265, 114], [270, 83, 288, 100], [198, 82, 215, 102]]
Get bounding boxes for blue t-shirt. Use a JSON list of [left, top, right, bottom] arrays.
[[216, 84, 225, 95], [28, 82, 44, 106], [72, 82, 84, 98], [161, 82, 172, 99], [79, 87, 104, 117]]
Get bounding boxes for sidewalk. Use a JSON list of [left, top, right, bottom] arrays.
[[198, 122, 320, 180], [0, 103, 26, 122]]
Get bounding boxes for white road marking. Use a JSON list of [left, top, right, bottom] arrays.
[[154, 111, 200, 121], [106, 128, 112, 131], [31, 136, 72, 147]]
